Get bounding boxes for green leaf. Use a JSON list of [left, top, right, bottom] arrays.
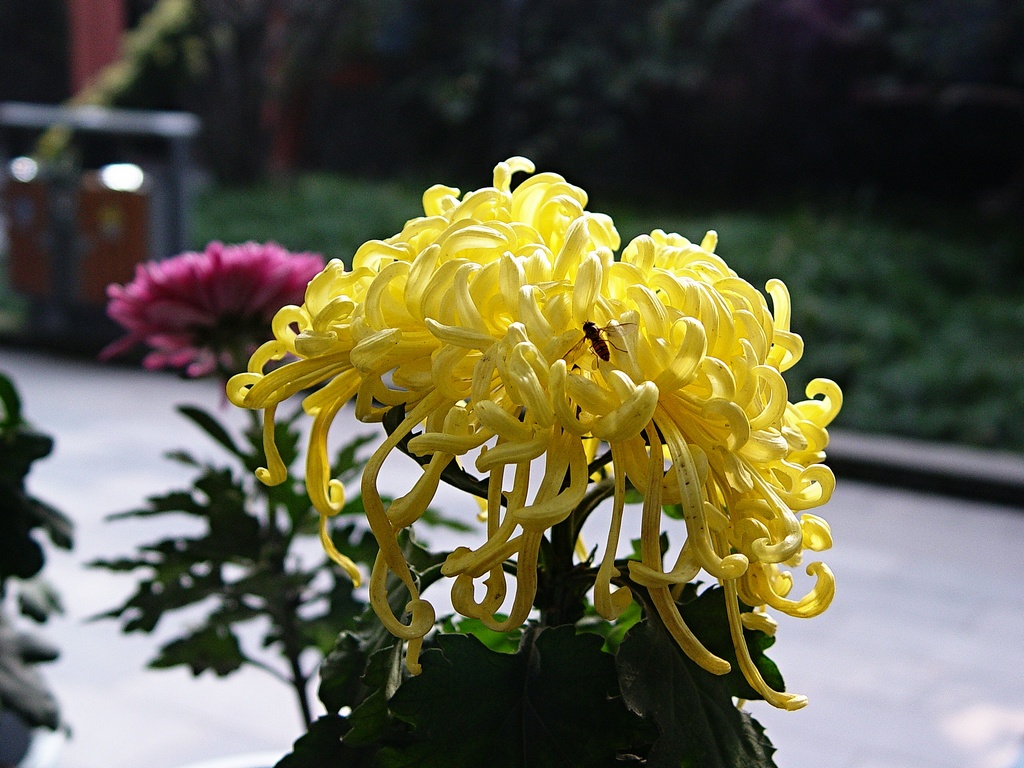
[[275, 714, 362, 768], [26, 498, 73, 550], [177, 404, 244, 458], [343, 641, 403, 746], [417, 506, 475, 533], [16, 577, 64, 623], [677, 585, 785, 701], [164, 449, 202, 467], [0, 430, 53, 485], [151, 624, 246, 677], [106, 490, 202, 520], [382, 626, 649, 768], [626, 532, 669, 562], [616, 618, 778, 768], [0, 372, 22, 428], [662, 503, 685, 520], [0, 618, 61, 730], [93, 562, 230, 633], [318, 631, 370, 715], [439, 615, 522, 654], [0, 493, 45, 581], [577, 599, 643, 653], [331, 433, 377, 485], [329, 524, 380, 571], [399, 528, 447, 579], [623, 485, 643, 505]]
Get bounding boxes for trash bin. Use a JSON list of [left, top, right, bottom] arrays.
[[4, 177, 52, 299], [76, 167, 149, 305]]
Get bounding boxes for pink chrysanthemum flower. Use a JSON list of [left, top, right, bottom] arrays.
[[102, 241, 325, 377]]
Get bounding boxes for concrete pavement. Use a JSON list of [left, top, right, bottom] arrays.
[[2, 347, 1023, 768]]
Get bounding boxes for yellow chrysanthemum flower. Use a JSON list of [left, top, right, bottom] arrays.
[[227, 158, 841, 708]]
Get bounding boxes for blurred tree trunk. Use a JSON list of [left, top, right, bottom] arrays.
[[192, 0, 350, 184], [193, 0, 272, 184]]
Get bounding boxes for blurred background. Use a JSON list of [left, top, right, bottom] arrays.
[[2, 0, 1023, 454], [1, 3, 1023, 766]]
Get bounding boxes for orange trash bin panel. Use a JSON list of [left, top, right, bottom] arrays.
[[4, 179, 52, 298], [76, 171, 150, 305]]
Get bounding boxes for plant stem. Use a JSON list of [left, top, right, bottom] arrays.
[[259, 462, 315, 728], [283, 625, 313, 728], [537, 477, 617, 628], [538, 518, 583, 628], [268, 574, 315, 727]]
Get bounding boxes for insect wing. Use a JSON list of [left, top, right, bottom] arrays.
[[600, 322, 637, 353]]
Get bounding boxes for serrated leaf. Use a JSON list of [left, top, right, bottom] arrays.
[[16, 577, 63, 623], [275, 714, 362, 768], [318, 632, 369, 715], [677, 585, 785, 701], [439, 615, 522, 654], [106, 490, 203, 520], [177, 404, 245, 458], [616, 618, 778, 768], [331, 433, 376, 485], [0, 371, 22, 426], [417, 506, 475, 533], [577, 599, 643, 653], [151, 624, 246, 677], [26, 498, 73, 550], [383, 627, 649, 768], [0, 614, 60, 729], [343, 641, 403, 747]]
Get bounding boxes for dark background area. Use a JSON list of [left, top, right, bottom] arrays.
[[3, 0, 1023, 210]]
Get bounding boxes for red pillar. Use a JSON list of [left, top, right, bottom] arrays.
[[67, 0, 125, 94]]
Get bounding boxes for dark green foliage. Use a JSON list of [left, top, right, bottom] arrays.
[[93, 400, 469, 727], [289, 606, 783, 768], [676, 584, 784, 702], [0, 372, 71, 731], [276, 714, 356, 767], [267, 419, 784, 768], [612, 204, 1024, 453], [151, 624, 247, 677], [383, 627, 651, 768], [617, 618, 777, 768], [192, 175, 424, 265], [290, 495, 785, 768], [91, 402, 383, 725], [438, 615, 522, 654], [0, 376, 70, 585], [58, 0, 1024, 196], [281, 0, 1024, 202], [0, 370, 71, 603]]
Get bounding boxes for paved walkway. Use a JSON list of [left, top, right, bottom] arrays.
[[2, 347, 1024, 768]]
